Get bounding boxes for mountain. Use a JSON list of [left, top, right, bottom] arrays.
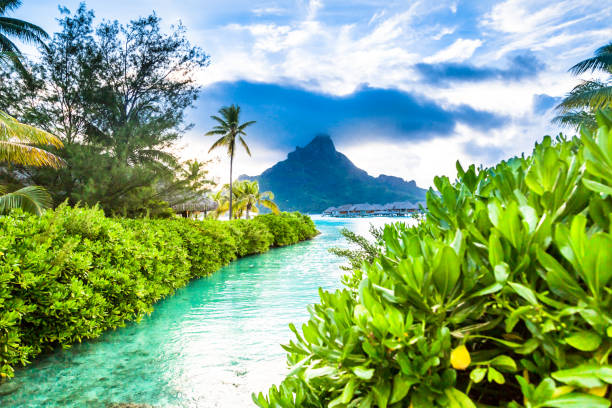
[[241, 135, 427, 213]]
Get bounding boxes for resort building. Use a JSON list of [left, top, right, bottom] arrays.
[[322, 200, 426, 217]]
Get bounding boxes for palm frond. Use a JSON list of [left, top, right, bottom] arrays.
[[208, 135, 230, 154], [210, 115, 228, 128], [239, 136, 251, 156], [0, 141, 65, 167], [555, 80, 612, 112], [0, 185, 52, 215], [238, 120, 256, 132], [0, 0, 22, 14], [0, 111, 63, 147], [0, 17, 49, 44], [552, 110, 597, 130], [259, 198, 280, 214], [569, 42, 612, 75]]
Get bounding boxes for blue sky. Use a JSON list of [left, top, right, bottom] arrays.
[[14, 0, 612, 186]]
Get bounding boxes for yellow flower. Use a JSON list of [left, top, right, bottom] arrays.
[[588, 385, 608, 397], [450, 345, 471, 370]]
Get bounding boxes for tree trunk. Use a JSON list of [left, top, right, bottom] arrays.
[[229, 153, 233, 220], [246, 204, 250, 220]]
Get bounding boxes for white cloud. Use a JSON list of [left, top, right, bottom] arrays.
[[423, 38, 483, 63], [252, 7, 287, 16], [481, 0, 612, 58], [432, 26, 456, 40], [196, 1, 429, 95]]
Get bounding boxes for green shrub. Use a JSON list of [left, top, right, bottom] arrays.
[[254, 110, 612, 408], [0, 208, 317, 378], [230, 219, 275, 256], [256, 212, 318, 246]]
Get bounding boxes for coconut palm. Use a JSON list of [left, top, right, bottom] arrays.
[[206, 105, 255, 220], [0, 111, 64, 215], [0, 0, 49, 74], [233, 180, 279, 219], [555, 41, 612, 129]]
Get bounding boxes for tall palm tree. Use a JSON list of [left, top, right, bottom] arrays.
[[234, 180, 279, 219], [555, 42, 612, 129], [0, 0, 49, 74], [206, 105, 255, 220], [0, 111, 64, 215]]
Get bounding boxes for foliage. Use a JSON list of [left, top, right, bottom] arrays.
[[212, 180, 280, 219], [0, 110, 64, 168], [234, 179, 280, 219], [555, 42, 612, 130], [0, 5, 211, 215], [254, 110, 612, 408], [0, 185, 51, 215], [256, 212, 318, 247], [0, 111, 63, 215], [0, 205, 318, 378], [0, 0, 49, 75], [206, 104, 256, 219], [329, 225, 384, 290]]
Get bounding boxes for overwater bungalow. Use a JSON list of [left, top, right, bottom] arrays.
[[323, 200, 426, 217]]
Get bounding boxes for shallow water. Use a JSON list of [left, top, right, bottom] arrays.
[[0, 217, 411, 407]]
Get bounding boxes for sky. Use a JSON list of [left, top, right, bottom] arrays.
[[14, 0, 612, 187]]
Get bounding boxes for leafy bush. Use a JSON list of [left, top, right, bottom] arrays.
[[256, 212, 318, 246], [254, 110, 612, 408], [230, 219, 274, 256], [0, 208, 317, 378]]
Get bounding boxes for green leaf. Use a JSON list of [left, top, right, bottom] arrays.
[[508, 282, 539, 305], [390, 373, 413, 404], [552, 364, 612, 388], [470, 368, 487, 383], [353, 366, 375, 380], [444, 388, 477, 408], [490, 355, 517, 372], [583, 178, 612, 195], [565, 331, 602, 352], [433, 246, 461, 298], [544, 393, 611, 408], [488, 367, 505, 384], [341, 378, 356, 403], [532, 378, 555, 404]]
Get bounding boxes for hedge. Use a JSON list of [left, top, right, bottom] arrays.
[[0, 207, 317, 377], [254, 111, 612, 408]]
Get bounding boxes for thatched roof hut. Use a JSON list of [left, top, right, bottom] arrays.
[[172, 196, 218, 215]]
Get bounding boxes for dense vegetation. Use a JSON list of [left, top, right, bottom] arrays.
[[0, 207, 317, 378], [0, 5, 212, 217], [254, 111, 612, 408], [245, 135, 426, 213]]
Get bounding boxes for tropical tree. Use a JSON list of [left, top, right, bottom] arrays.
[[0, 0, 49, 75], [0, 5, 211, 216], [209, 188, 229, 219], [233, 180, 279, 219], [0, 111, 64, 214], [206, 105, 255, 219], [555, 41, 612, 129]]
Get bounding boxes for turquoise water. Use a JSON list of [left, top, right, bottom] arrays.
[[0, 217, 407, 407]]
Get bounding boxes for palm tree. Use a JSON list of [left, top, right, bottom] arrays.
[[555, 42, 612, 129], [234, 180, 279, 219], [0, 0, 49, 75], [206, 105, 255, 220], [0, 111, 64, 215]]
